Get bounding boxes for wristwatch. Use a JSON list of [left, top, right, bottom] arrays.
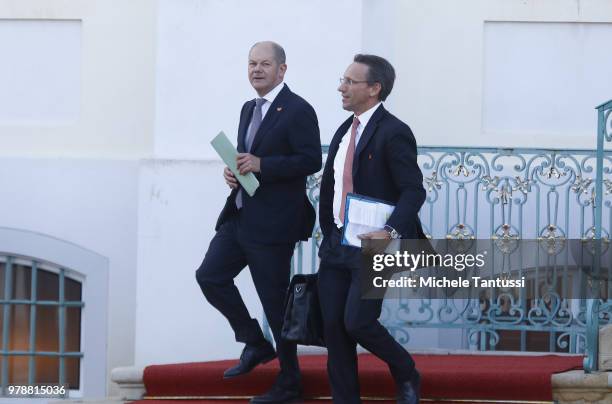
[[384, 225, 401, 239]]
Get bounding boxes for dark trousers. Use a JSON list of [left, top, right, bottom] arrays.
[[195, 213, 299, 386], [317, 228, 415, 404]]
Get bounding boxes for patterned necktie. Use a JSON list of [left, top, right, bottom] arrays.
[[236, 97, 266, 209], [339, 116, 360, 224]]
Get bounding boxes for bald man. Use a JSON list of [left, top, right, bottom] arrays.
[[195, 42, 321, 403]]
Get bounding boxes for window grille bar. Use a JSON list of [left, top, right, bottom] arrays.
[[28, 261, 38, 385], [2, 257, 13, 394], [1, 257, 14, 393], [58, 268, 66, 386]]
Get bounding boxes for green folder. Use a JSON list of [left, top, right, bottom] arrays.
[[211, 131, 260, 197]]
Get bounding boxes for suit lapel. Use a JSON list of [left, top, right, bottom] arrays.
[[237, 101, 255, 153], [250, 84, 290, 153], [353, 104, 386, 177], [329, 116, 354, 165]]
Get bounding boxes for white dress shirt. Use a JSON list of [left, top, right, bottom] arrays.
[[332, 102, 383, 227], [246, 81, 285, 139]]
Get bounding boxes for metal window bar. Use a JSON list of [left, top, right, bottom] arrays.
[[28, 261, 37, 385], [59, 268, 66, 386], [1, 257, 13, 394], [0, 256, 84, 395]]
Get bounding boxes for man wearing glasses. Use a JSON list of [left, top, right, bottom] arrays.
[[317, 54, 427, 404]]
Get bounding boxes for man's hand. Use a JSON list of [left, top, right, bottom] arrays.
[[357, 230, 391, 240], [236, 153, 261, 175], [358, 229, 392, 256], [223, 167, 238, 189]]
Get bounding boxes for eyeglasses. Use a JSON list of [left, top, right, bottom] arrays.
[[339, 77, 371, 86]]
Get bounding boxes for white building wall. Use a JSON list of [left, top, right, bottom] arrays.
[[0, 0, 156, 158], [153, 0, 364, 159], [392, 0, 612, 149], [136, 161, 229, 364], [0, 19, 81, 125], [0, 0, 156, 398], [0, 159, 139, 397]]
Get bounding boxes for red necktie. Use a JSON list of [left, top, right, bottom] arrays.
[[339, 116, 360, 224]]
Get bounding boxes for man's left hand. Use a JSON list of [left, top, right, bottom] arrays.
[[358, 229, 392, 256], [236, 153, 261, 175]]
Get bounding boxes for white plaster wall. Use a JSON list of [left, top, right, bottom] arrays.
[[135, 160, 240, 364], [0, 19, 81, 125], [0, 158, 139, 397], [0, 0, 156, 396], [0, 0, 156, 158], [154, 0, 363, 159], [392, 0, 612, 149], [482, 21, 612, 144]]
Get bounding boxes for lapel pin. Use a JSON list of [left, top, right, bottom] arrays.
[[369, 154, 373, 160], [277, 107, 283, 112]]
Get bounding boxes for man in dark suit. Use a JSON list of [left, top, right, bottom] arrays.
[[195, 41, 321, 404], [317, 54, 426, 404]]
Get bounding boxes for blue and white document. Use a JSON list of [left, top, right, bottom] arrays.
[[341, 193, 396, 248]]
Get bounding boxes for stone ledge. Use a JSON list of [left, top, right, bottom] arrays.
[[600, 324, 612, 370], [552, 370, 612, 404], [51, 400, 125, 404], [110, 366, 145, 401]]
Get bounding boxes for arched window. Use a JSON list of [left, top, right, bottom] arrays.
[[0, 255, 84, 393], [0, 227, 108, 399]]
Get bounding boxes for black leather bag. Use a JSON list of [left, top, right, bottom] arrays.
[[281, 273, 325, 347]]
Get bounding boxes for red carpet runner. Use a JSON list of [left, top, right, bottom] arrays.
[[133, 353, 582, 403]]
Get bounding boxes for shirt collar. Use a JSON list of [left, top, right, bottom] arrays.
[[354, 102, 382, 129], [258, 81, 285, 104]]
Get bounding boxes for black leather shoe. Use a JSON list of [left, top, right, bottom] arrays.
[[223, 342, 277, 379], [250, 383, 302, 403], [397, 370, 420, 404]]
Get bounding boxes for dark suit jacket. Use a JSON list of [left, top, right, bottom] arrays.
[[216, 84, 322, 244], [319, 104, 426, 240]]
